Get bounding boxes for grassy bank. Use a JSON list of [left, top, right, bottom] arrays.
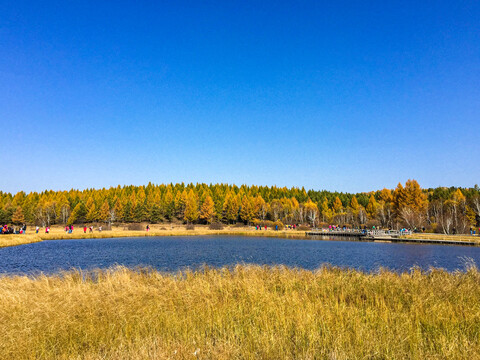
[[0, 235, 43, 248], [0, 265, 479, 359], [2, 225, 480, 248], [0, 225, 307, 248]]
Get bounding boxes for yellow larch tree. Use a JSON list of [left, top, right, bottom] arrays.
[[184, 189, 199, 224], [200, 195, 215, 224]]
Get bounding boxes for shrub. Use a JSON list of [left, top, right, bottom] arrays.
[[253, 220, 284, 229], [233, 222, 247, 228], [209, 223, 224, 230], [127, 223, 144, 231], [263, 220, 275, 229], [272, 221, 283, 230], [297, 225, 310, 231], [185, 224, 195, 230], [366, 220, 381, 229]]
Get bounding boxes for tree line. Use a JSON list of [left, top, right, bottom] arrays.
[[1, 180, 479, 234]]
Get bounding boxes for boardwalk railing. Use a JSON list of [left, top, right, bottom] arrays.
[[306, 229, 412, 237], [367, 229, 412, 236], [305, 229, 478, 246]]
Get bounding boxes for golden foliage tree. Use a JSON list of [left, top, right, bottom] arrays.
[[11, 206, 25, 225], [254, 195, 267, 221], [85, 197, 97, 223], [200, 196, 215, 224], [184, 189, 198, 224], [350, 196, 359, 213], [393, 180, 428, 228], [365, 195, 378, 219], [98, 200, 110, 222], [113, 199, 124, 222], [240, 196, 255, 225], [223, 192, 239, 224], [320, 198, 331, 222], [304, 199, 319, 227], [333, 197, 343, 214], [2, 180, 479, 233], [379, 188, 393, 203]]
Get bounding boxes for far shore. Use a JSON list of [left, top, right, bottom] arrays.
[[1, 224, 479, 248], [0, 224, 308, 248]]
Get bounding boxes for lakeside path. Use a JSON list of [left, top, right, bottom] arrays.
[[402, 233, 480, 244], [1, 225, 479, 248]]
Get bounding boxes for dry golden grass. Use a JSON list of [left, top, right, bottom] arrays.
[[0, 234, 42, 248], [0, 265, 479, 359]]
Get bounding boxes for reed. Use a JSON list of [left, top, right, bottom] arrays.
[[0, 265, 479, 359], [0, 234, 42, 248]]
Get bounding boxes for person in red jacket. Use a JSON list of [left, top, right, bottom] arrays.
[[83, 226, 87, 233]]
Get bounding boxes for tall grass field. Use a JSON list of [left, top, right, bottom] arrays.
[[0, 265, 479, 359]]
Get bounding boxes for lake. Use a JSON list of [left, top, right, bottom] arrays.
[[1, 235, 479, 275]]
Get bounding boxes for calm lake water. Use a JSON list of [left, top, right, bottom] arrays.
[[1, 236, 480, 275]]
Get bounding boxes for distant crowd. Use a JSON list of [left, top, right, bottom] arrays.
[[2, 223, 479, 236], [0, 224, 107, 234], [1, 224, 27, 234]]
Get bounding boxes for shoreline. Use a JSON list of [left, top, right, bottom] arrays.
[[1, 226, 479, 248], [0, 227, 309, 248]]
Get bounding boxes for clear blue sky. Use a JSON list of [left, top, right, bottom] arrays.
[[1, 1, 479, 194]]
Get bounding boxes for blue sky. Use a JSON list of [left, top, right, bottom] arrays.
[[1, 1, 479, 194]]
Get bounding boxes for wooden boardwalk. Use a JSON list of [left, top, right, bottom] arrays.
[[305, 229, 404, 237], [384, 237, 477, 246], [305, 230, 479, 246], [306, 230, 367, 237]]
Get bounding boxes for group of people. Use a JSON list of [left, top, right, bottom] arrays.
[[255, 225, 268, 230], [1, 224, 109, 235], [63, 224, 101, 233], [1, 224, 27, 234], [255, 224, 298, 231]]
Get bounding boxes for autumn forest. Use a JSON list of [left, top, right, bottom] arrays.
[[2, 180, 480, 234]]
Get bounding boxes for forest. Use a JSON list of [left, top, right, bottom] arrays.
[[1, 180, 479, 234]]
